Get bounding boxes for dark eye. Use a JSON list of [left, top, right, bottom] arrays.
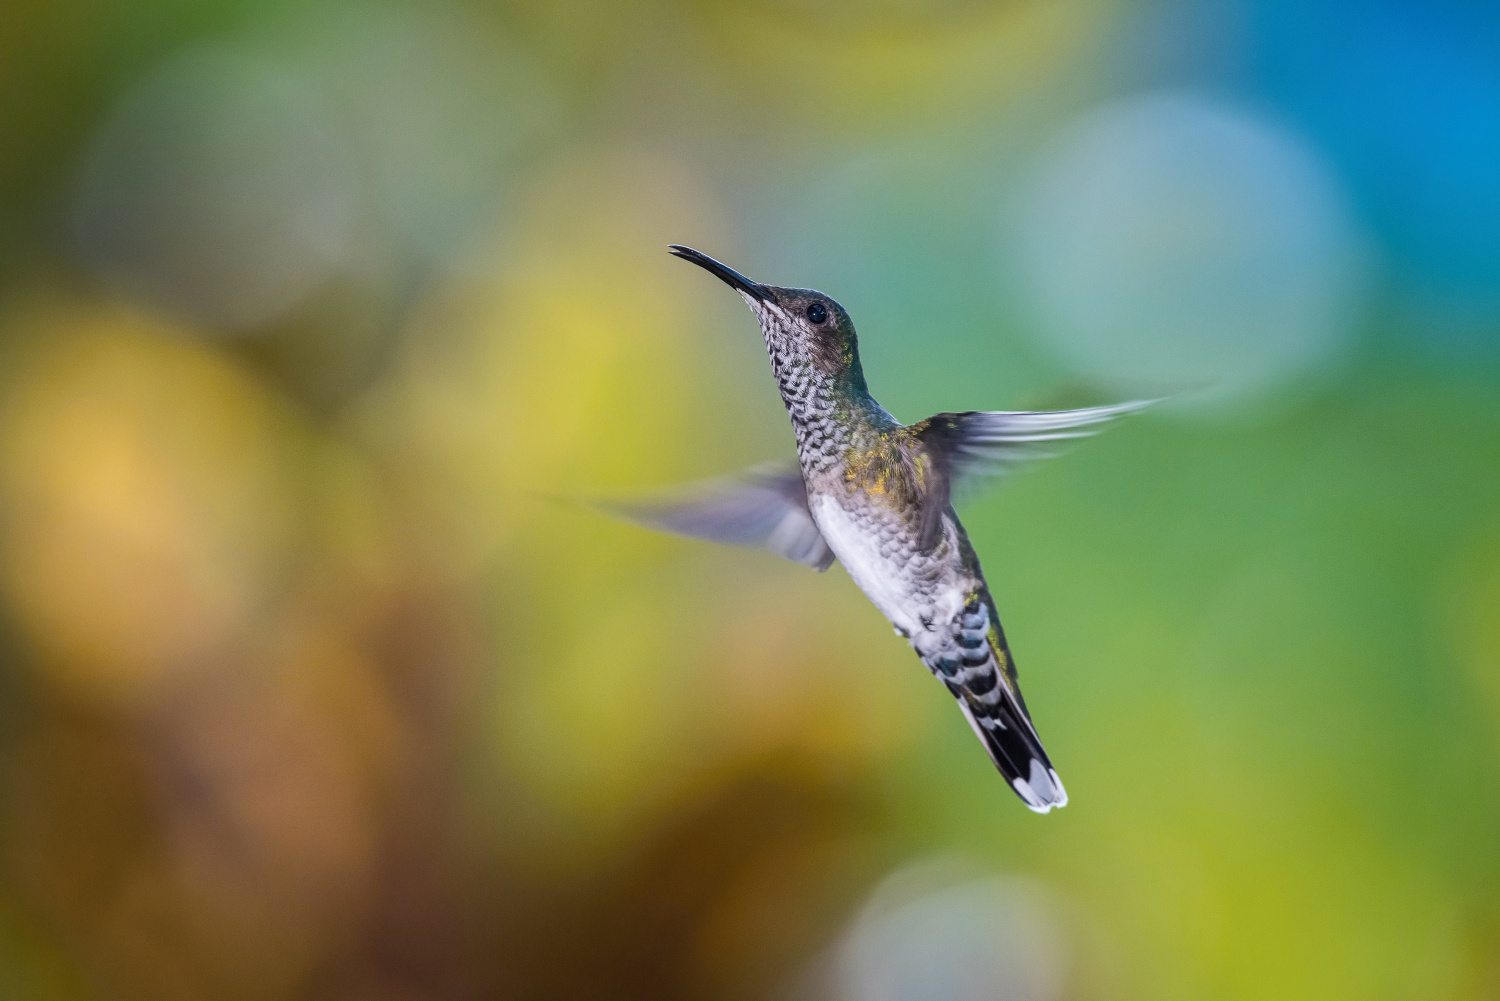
[[806, 302, 828, 324]]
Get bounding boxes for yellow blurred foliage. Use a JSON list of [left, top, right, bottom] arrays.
[[0, 304, 300, 706], [696, 0, 1114, 129]]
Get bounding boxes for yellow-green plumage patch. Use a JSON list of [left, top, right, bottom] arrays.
[[839, 426, 932, 510]]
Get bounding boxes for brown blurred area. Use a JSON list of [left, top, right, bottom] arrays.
[[0, 306, 454, 999], [0, 302, 890, 1001]]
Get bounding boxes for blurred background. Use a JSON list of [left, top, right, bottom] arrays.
[[0, 0, 1497, 998]]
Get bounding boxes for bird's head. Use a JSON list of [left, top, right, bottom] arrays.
[[668, 245, 866, 392]]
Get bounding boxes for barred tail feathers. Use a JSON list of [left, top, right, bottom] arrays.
[[956, 690, 1068, 814], [929, 600, 1067, 814]]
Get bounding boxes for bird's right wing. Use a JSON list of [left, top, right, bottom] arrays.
[[599, 463, 835, 571], [908, 400, 1157, 547], [915, 400, 1157, 487]]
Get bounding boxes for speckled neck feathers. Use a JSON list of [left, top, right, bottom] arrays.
[[748, 297, 893, 478]]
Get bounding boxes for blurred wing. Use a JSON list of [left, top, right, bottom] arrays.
[[916, 399, 1156, 492], [600, 464, 835, 571], [909, 400, 1156, 546]]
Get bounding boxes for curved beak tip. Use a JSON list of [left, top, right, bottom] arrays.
[[666, 244, 769, 301]]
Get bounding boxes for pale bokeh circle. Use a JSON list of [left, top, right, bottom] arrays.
[[835, 861, 1066, 1001], [1013, 91, 1370, 403]]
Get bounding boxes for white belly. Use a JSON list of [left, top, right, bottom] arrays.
[[810, 494, 964, 641]]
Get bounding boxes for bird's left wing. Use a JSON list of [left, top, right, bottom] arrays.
[[600, 463, 835, 571], [908, 400, 1156, 546]]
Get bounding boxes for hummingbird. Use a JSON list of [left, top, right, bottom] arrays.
[[614, 246, 1153, 814]]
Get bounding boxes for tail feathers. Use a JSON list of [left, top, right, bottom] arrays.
[[956, 696, 1068, 815], [925, 595, 1066, 813]]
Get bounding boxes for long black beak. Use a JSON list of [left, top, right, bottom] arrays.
[[668, 245, 769, 301]]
